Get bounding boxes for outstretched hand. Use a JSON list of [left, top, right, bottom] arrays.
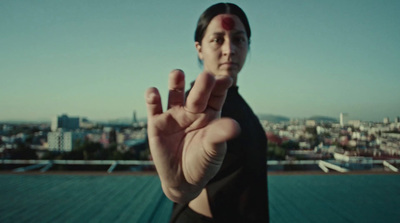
[[145, 69, 240, 203]]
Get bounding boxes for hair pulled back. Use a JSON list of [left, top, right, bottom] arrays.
[[194, 3, 251, 44]]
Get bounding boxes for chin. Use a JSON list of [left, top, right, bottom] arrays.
[[218, 69, 238, 76], [218, 73, 238, 85], [225, 71, 239, 79]]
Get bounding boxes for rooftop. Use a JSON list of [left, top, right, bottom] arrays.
[[1, 172, 399, 222]]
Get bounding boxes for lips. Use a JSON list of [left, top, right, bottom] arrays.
[[220, 62, 239, 68]]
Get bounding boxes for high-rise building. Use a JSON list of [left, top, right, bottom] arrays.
[[51, 114, 80, 131], [47, 130, 85, 152], [340, 113, 348, 127]]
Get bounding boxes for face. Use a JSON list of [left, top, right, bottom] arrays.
[[195, 14, 249, 85]]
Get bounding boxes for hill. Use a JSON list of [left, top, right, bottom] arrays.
[[307, 116, 338, 123], [257, 114, 290, 123]]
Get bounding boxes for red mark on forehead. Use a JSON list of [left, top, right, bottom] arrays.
[[221, 17, 235, 31]]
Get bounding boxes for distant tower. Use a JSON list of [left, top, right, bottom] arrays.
[[395, 117, 400, 123], [340, 113, 348, 127], [132, 110, 137, 124]]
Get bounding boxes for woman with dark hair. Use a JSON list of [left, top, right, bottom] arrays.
[[145, 3, 268, 222]]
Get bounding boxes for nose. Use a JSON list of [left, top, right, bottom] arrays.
[[222, 39, 235, 56]]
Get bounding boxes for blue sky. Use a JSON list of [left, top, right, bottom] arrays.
[[1, 0, 399, 122]]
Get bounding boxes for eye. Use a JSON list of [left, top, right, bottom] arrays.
[[233, 36, 247, 45], [212, 37, 224, 44]]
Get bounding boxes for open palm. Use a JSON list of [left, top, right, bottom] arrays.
[[145, 70, 240, 203]]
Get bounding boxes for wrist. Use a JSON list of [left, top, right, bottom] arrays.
[[161, 182, 203, 204]]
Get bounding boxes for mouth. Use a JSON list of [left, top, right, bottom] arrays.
[[220, 62, 239, 68]]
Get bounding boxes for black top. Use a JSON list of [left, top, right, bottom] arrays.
[[171, 86, 269, 223]]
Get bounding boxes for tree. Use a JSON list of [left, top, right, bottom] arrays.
[[267, 143, 286, 160]]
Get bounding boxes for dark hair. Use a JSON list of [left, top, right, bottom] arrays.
[[194, 3, 251, 44]]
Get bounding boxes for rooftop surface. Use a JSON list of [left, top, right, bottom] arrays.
[[1, 173, 399, 222]]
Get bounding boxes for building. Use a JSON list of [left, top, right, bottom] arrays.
[[47, 130, 85, 152], [383, 117, 390, 125], [51, 114, 80, 131], [79, 117, 96, 129], [348, 120, 361, 128], [340, 113, 348, 127], [99, 127, 116, 148], [305, 120, 316, 127]]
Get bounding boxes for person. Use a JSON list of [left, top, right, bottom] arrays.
[[145, 3, 269, 222]]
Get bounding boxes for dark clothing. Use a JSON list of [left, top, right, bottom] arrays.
[[171, 86, 269, 223], [173, 206, 215, 223]]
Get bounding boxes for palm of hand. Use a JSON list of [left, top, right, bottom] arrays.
[[146, 70, 240, 202], [150, 104, 221, 186]]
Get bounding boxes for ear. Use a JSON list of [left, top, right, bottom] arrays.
[[195, 41, 204, 60]]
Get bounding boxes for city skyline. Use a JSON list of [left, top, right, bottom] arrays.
[[1, 0, 399, 122]]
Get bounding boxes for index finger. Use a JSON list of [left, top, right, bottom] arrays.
[[207, 75, 233, 111], [168, 69, 185, 109], [185, 72, 215, 113]]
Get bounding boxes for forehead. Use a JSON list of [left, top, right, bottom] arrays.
[[206, 14, 246, 34], [221, 17, 235, 30]]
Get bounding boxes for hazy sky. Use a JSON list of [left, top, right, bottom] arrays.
[[1, 0, 399, 122]]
